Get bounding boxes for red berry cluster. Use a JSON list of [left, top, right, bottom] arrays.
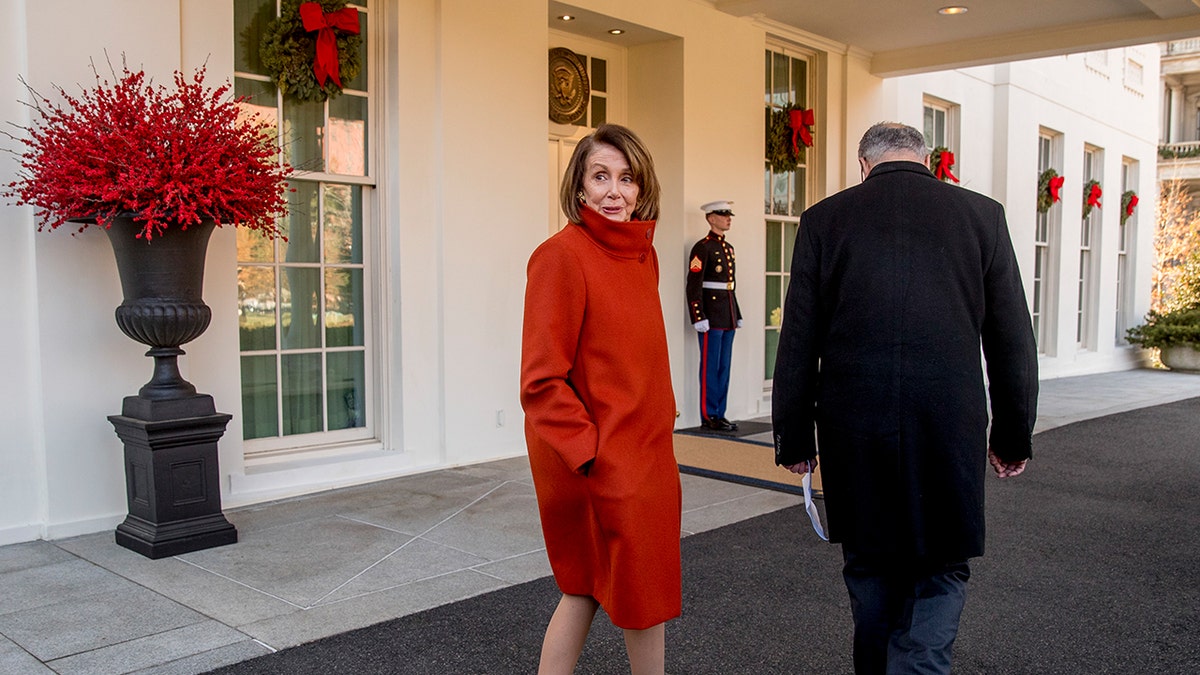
[[5, 59, 293, 240]]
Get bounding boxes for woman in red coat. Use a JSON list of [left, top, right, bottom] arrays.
[[520, 124, 680, 675]]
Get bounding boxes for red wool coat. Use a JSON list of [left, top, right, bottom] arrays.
[[520, 205, 681, 630]]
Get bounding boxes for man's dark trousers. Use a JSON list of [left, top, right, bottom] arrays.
[[842, 550, 970, 675]]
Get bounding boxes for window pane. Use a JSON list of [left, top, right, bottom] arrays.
[[234, 0, 273, 76], [341, 9, 368, 90], [772, 171, 790, 215], [791, 57, 807, 108], [765, 276, 782, 327], [764, 50, 772, 105], [283, 98, 325, 172], [235, 77, 277, 120], [766, 221, 782, 272], [784, 222, 798, 272], [241, 355, 278, 439], [591, 57, 607, 92], [591, 96, 606, 127], [763, 164, 772, 213], [238, 266, 277, 350], [282, 353, 323, 435], [764, 330, 780, 380], [325, 268, 363, 347], [324, 184, 362, 264], [327, 350, 366, 430], [328, 94, 367, 176], [772, 52, 789, 107], [237, 224, 276, 263], [283, 182, 320, 264], [281, 267, 322, 350], [791, 167, 806, 216]]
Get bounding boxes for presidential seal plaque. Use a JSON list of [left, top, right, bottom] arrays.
[[549, 47, 590, 125]]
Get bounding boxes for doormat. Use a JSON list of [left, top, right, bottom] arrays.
[[674, 431, 821, 496]]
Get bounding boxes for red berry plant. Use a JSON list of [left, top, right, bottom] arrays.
[[4, 58, 292, 240]]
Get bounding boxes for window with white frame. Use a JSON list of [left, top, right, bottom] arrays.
[[233, 0, 376, 455], [764, 44, 812, 384], [922, 97, 958, 152], [1116, 160, 1136, 343], [1078, 147, 1102, 349], [1033, 133, 1059, 354]]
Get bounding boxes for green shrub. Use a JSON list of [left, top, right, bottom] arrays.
[[1126, 307, 1200, 349]]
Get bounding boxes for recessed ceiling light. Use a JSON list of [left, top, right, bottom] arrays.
[[557, 14, 574, 21], [938, 6, 968, 15], [608, 28, 625, 35]]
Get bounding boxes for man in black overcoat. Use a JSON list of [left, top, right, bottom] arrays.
[[772, 123, 1038, 674]]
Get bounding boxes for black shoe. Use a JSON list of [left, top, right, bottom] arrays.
[[718, 417, 739, 431], [703, 417, 734, 432]]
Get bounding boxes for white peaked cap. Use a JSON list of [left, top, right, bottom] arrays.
[[701, 200, 734, 215]]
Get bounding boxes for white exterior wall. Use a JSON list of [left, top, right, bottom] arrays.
[[0, 0, 767, 544], [884, 50, 1159, 379], [0, 1, 1161, 545], [0, 0, 45, 546], [0, 1, 233, 543]]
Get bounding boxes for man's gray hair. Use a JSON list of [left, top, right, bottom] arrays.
[[857, 122, 928, 162]]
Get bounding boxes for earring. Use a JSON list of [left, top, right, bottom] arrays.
[[577, 190, 586, 203]]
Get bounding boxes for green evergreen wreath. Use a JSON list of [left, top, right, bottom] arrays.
[[261, 0, 362, 103], [930, 146, 946, 174], [1037, 168, 1060, 214], [765, 104, 806, 173], [929, 146, 958, 182], [1082, 179, 1101, 219], [1121, 190, 1138, 225]]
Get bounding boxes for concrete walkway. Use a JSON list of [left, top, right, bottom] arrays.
[[2, 369, 1198, 674]]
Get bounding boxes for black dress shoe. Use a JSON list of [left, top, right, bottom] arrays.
[[718, 417, 739, 431], [703, 417, 734, 432]]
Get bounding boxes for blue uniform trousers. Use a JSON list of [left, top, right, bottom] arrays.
[[698, 328, 734, 420], [842, 550, 970, 675]]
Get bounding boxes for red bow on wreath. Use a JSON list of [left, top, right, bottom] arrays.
[[1087, 182, 1102, 209], [1125, 194, 1139, 216], [789, 108, 814, 155], [934, 150, 959, 183], [1049, 175, 1065, 203], [299, 2, 361, 88]]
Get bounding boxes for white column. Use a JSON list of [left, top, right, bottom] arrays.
[[1170, 85, 1184, 142]]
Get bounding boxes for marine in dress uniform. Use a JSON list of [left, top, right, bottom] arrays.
[[687, 200, 743, 431]]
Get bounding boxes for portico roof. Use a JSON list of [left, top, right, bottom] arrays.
[[717, 0, 1200, 75]]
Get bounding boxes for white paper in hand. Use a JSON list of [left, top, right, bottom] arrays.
[[802, 472, 828, 541]]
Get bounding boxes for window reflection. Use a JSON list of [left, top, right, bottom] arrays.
[[328, 94, 367, 176], [238, 266, 276, 351]]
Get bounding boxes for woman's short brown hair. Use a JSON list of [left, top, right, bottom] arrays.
[[559, 123, 661, 223]]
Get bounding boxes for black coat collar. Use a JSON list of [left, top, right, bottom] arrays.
[[866, 160, 934, 181]]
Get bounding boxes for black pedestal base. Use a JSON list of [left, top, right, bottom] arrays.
[[115, 513, 238, 559], [109, 395, 238, 559]]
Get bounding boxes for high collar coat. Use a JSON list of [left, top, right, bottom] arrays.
[[520, 206, 681, 630], [772, 161, 1038, 561]]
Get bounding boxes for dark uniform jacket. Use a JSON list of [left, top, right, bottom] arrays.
[[772, 161, 1038, 562], [686, 232, 742, 329]]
